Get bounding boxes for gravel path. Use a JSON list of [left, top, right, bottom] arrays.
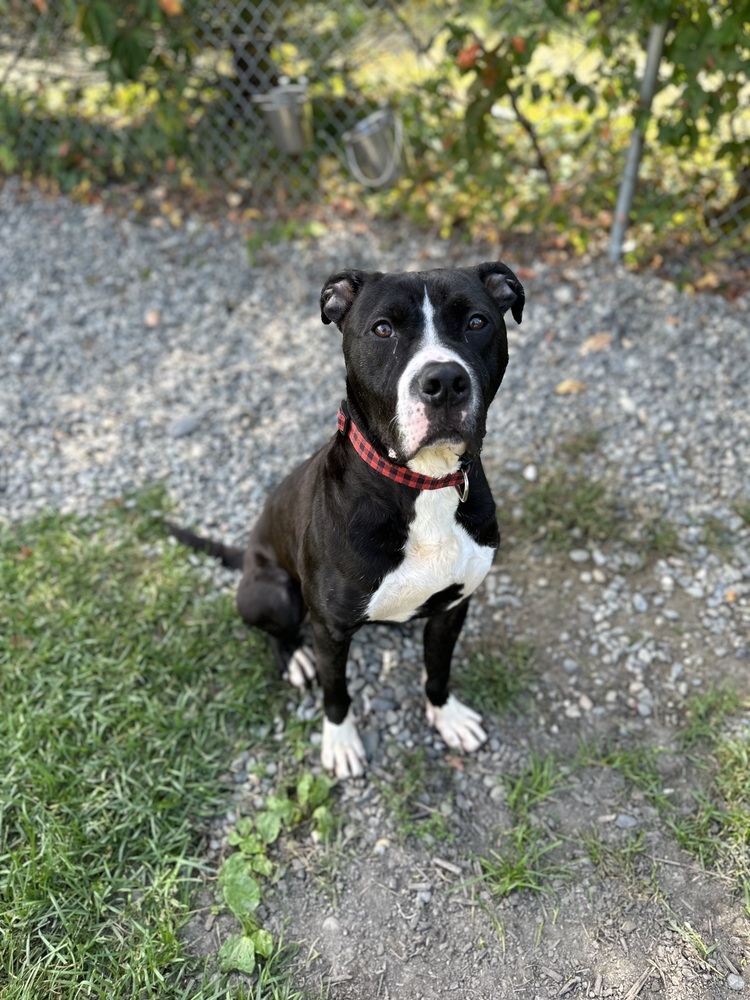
[[3, 178, 750, 998]]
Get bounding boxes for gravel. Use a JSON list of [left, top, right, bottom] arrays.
[[3, 179, 750, 998]]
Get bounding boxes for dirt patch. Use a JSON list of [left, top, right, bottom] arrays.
[[186, 522, 750, 999]]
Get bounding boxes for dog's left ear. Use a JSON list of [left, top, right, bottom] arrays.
[[320, 269, 369, 328], [474, 261, 525, 325]]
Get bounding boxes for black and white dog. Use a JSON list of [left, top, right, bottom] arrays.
[[170, 262, 524, 778]]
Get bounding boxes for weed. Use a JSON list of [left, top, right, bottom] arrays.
[[514, 468, 624, 549], [247, 220, 327, 265], [639, 518, 682, 559], [560, 428, 603, 459], [472, 753, 569, 899], [678, 687, 742, 749], [702, 515, 734, 552], [734, 501, 750, 527], [503, 753, 568, 819], [668, 920, 717, 965], [376, 749, 452, 843], [576, 741, 667, 810], [476, 822, 567, 898], [459, 641, 534, 716], [581, 830, 656, 890], [218, 773, 334, 975]]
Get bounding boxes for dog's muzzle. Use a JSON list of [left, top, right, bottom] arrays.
[[416, 360, 471, 409]]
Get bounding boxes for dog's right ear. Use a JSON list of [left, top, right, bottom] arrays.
[[320, 269, 367, 327]]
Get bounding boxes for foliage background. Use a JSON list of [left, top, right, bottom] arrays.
[[0, 0, 748, 265]]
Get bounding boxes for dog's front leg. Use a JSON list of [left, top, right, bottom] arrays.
[[423, 599, 487, 753], [310, 619, 366, 779]]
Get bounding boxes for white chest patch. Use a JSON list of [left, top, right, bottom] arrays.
[[364, 488, 495, 623]]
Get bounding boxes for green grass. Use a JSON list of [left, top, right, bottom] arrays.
[[376, 749, 452, 843], [458, 641, 534, 716], [559, 428, 603, 460], [0, 495, 288, 999], [503, 753, 568, 818], [473, 753, 569, 899], [514, 469, 623, 549], [678, 687, 743, 749], [505, 464, 683, 563], [735, 501, 750, 528], [578, 691, 750, 910]]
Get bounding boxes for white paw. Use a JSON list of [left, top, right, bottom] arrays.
[[321, 713, 367, 779], [426, 694, 487, 753], [286, 646, 316, 689]]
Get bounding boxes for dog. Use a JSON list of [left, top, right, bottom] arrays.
[[169, 262, 524, 778]]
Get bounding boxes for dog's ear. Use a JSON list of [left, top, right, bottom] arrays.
[[320, 269, 368, 327], [474, 261, 525, 325]]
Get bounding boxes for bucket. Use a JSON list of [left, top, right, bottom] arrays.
[[343, 109, 403, 188], [255, 84, 311, 156]]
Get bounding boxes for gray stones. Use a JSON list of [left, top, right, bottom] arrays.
[[569, 549, 591, 564], [169, 414, 202, 438]]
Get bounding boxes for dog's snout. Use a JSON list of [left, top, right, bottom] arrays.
[[417, 361, 470, 407]]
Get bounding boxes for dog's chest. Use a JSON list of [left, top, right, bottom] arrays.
[[364, 491, 495, 623]]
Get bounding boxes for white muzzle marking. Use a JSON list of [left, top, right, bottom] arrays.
[[395, 286, 477, 460]]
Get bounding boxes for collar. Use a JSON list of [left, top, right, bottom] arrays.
[[337, 401, 470, 502]]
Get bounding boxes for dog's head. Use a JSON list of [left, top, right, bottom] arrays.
[[320, 262, 524, 468]]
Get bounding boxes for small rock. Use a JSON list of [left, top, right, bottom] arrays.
[[569, 549, 590, 564], [579, 694, 593, 712], [633, 594, 649, 613], [322, 916, 341, 934], [615, 814, 638, 829], [144, 307, 161, 327], [522, 463, 538, 482], [726, 973, 745, 991], [169, 414, 201, 438]]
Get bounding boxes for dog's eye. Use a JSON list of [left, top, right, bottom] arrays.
[[372, 321, 393, 338], [468, 314, 487, 331]]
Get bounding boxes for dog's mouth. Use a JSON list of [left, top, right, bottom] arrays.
[[399, 427, 476, 468]]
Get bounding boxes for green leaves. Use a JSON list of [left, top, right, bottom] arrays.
[[219, 854, 261, 923], [219, 934, 256, 975], [217, 770, 336, 973], [218, 928, 274, 975]]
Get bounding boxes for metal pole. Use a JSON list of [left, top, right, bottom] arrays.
[[608, 22, 668, 263]]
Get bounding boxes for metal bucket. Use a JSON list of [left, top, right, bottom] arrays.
[[343, 109, 402, 188], [255, 84, 311, 156]]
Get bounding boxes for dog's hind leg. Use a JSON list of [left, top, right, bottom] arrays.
[[236, 547, 314, 688]]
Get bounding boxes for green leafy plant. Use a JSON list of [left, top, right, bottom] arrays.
[[218, 773, 335, 974]]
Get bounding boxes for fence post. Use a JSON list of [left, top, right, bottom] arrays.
[[608, 21, 668, 263]]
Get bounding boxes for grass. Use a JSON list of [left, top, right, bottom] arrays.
[[678, 687, 743, 749], [0, 493, 294, 999], [376, 749, 452, 843], [578, 689, 750, 910], [513, 468, 623, 549], [474, 753, 569, 899], [458, 641, 534, 716], [505, 463, 683, 563]]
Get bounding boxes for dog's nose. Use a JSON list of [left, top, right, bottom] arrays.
[[417, 361, 470, 407]]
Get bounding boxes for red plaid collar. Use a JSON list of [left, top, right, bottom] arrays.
[[337, 402, 470, 501]]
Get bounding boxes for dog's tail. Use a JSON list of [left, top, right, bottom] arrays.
[[166, 522, 244, 571]]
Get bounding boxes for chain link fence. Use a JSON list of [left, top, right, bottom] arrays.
[[0, 0, 440, 200], [1, 2, 748, 263]]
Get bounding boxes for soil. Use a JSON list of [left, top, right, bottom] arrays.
[[186, 531, 750, 1000]]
